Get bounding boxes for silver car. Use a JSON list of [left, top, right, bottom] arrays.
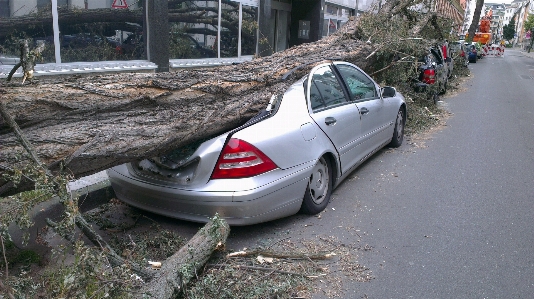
[[107, 61, 406, 225]]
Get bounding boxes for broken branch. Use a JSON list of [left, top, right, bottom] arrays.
[[227, 249, 336, 260], [208, 264, 312, 277]]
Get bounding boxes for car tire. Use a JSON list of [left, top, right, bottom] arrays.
[[388, 109, 405, 148], [430, 92, 439, 104], [300, 156, 332, 215], [439, 80, 447, 95]]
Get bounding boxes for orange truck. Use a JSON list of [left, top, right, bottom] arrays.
[[467, 11, 492, 45]]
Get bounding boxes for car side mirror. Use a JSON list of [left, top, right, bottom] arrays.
[[382, 86, 396, 98]]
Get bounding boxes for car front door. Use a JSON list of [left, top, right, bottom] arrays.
[[334, 63, 391, 157], [308, 65, 362, 174]]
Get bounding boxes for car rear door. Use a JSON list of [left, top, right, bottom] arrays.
[[334, 63, 390, 157], [308, 64, 362, 174]]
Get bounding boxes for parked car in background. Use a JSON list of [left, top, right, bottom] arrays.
[[108, 60, 407, 225], [112, 32, 145, 59], [468, 44, 478, 63], [413, 46, 449, 103], [450, 40, 469, 67]]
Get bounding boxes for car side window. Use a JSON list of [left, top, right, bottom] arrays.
[[309, 66, 347, 111], [336, 64, 377, 101], [430, 49, 443, 64]]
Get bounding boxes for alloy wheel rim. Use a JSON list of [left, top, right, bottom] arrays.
[[309, 157, 329, 205]]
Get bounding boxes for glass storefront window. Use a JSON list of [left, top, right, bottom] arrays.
[[168, 0, 257, 59], [56, 1, 145, 63], [0, 0, 145, 64], [241, 4, 258, 56], [221, 1, 257, 57], [1, 0, 257, 71], [1, 0, 52, 62], [169, 0, 218, 59]]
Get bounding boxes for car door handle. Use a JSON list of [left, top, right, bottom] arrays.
[[360, 107, 369, 115], [325, 117, 337, 125]]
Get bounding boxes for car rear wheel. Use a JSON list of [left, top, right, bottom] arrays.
[[388, 109, 405, 148], [300, 156, 332, 215], [439, 80, 447, 95]]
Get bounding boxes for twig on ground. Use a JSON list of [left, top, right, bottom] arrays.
[[227, 249, 336, 260], [207, 264, 313, 277], [1, 234, 9, 279]]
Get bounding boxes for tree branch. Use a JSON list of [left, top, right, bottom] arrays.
[[0, 101, 48, 174], [226, 249, 336, 260], [208, 264, 312, 277]]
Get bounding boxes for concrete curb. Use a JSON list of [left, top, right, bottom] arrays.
[[8, 171, 115, 255]]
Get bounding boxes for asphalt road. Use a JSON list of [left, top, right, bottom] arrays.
[[225, 49, 534, 298]]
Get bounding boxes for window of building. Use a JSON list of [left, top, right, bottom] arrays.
[[326, 5, 337, 15]]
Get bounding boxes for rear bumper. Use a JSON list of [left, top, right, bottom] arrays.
[[107, 163, 311, 225]]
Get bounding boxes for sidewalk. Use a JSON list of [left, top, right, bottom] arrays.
[[520, 49, 534, 59], [505, 46, 534, 59]]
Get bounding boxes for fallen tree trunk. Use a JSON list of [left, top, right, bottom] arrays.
[[3, 91, 230, 295], [141, 215, 230, 298], [0, 19, 373, 182], [1, 0, 449, 195]]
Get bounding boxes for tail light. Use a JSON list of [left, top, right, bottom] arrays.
[[211, 138, 278, 179], [460, 50, 465, 57], [422, 69, 436, 84]]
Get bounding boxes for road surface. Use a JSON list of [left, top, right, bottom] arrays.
[[228, 49, 534, 298]]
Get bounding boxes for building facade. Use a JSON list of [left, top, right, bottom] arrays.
[[1, 0, 369, 71], [1, 0, 469, 77], [434, 0, 466, 35]]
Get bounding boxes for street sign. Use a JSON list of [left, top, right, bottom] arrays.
[[112, 0, 128, 9]]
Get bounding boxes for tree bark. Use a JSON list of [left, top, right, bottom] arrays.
[[0, 19, 373, 184]]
